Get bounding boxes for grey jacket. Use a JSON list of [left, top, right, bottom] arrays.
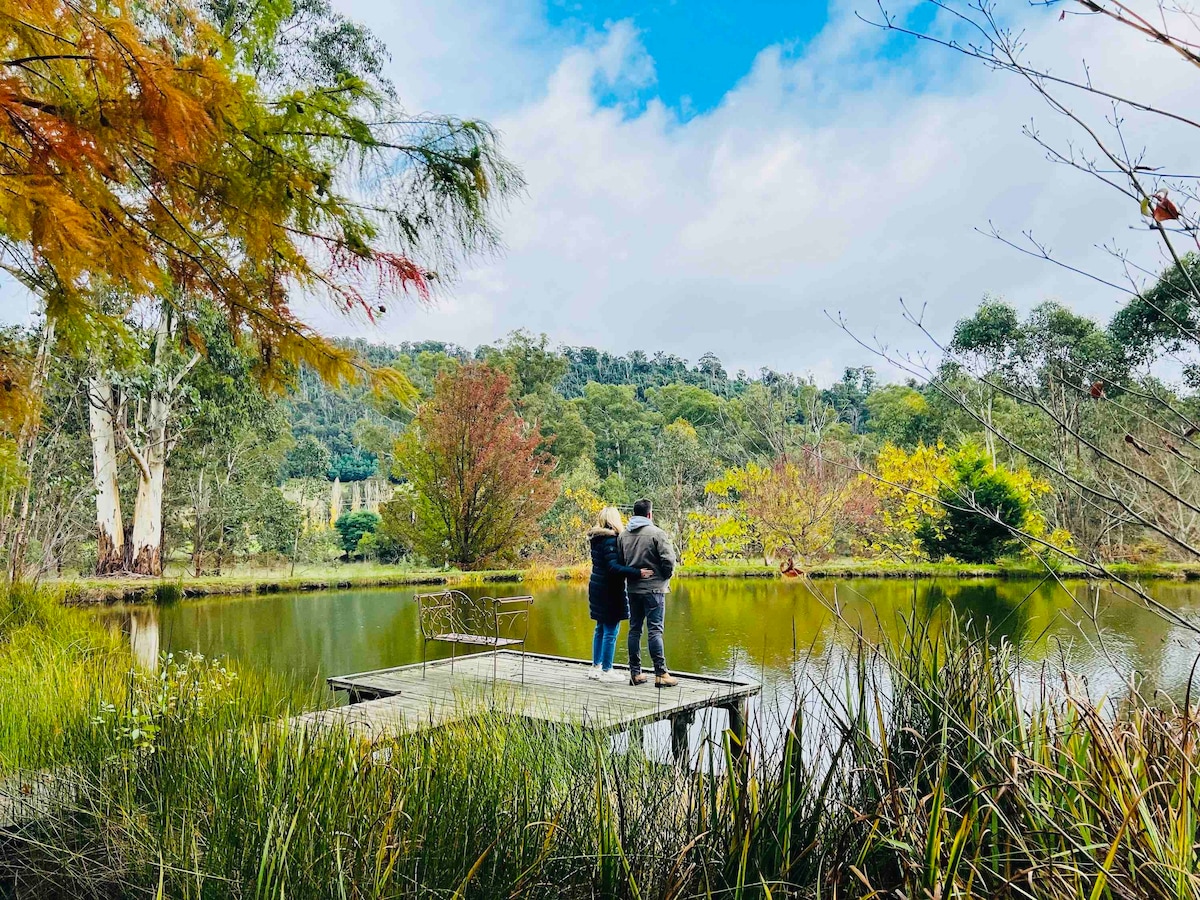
[[618, 516, 677, 595]]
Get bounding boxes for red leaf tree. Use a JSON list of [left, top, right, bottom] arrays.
[[384, 364, 558, 568]]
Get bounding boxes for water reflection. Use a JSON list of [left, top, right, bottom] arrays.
[[99, 577, 1200, 705], [104, 607, 161, 670]]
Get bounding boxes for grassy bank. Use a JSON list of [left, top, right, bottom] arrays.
[[3, 583, 1200, 898], [52, 557, 1200, 606], [53, 562, 535, 606]]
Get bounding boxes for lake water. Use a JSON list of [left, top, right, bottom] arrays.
[[103, 577, 1200, 708]]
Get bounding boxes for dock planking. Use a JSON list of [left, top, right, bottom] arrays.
[[291, 651, 760, 756]]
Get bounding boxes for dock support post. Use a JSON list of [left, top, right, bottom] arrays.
[[670, 711, 695, 765], [628, 724, 644, 756], [723, 699, 748, 763]]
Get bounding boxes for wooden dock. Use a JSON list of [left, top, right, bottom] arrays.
[[292, 651, 761, 760]]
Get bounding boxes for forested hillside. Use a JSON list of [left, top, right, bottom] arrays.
[[284, 330, 881, 483], [222, 258, 1200, 572]]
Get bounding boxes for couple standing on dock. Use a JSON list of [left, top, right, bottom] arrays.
[[586, 499, 679, 688]]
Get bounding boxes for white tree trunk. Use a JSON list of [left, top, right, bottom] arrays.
[[129, 383, 170, 575], [983, 391, 997, 466], [191, 468, 206, 577], [87, 376, 125, 573], [4, 319, 56, 580], [330, 477, 342, 525], [128, 609, 160, 670]]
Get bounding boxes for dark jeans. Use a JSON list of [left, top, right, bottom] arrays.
[[628, 592, 667, 676]]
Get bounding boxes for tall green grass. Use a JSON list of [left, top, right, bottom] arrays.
[[3, 586, 1200, 898], [0, 585, 131, 771]]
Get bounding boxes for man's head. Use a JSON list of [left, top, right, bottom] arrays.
[[633, 499, 653, 519]]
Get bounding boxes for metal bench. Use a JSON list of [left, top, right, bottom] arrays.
[[415, 590, 533, 682]]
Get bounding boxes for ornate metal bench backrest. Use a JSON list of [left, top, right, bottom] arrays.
[[414, 590, 533, 680]]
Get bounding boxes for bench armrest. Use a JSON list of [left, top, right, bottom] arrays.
[[493, 595, 534, 607], [489, 595, 532, 643]]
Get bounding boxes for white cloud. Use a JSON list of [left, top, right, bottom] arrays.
[[308, 0, 1196, 383], [329, 0, 556, 113]]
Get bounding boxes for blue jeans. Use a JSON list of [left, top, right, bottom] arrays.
[[628, 593, 667, 676], [592, 621, 621, 671]]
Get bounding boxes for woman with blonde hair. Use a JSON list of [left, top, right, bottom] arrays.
[[586, 506, 652, 681]]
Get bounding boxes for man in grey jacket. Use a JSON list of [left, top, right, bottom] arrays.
[[617, 498, 679, 687]]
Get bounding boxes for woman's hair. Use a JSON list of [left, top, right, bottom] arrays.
[[596, 506, 625, 533]]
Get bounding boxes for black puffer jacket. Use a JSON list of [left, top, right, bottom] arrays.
[[587, 527, 640, 622]]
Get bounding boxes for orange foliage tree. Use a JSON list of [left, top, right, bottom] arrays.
[[383, 364, 558, 569], [0, 0, 518, 371]]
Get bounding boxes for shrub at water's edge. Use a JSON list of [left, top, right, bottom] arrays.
[[4, 585, 1200, 897]]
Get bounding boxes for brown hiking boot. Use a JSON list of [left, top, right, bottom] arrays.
[[630, 673, 649, 686], [655, 672, 679, 688]]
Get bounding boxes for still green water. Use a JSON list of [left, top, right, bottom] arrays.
[[104, 577, 1200, 702]]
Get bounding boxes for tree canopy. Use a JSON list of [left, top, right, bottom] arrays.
[[1, 0, 522, 393]]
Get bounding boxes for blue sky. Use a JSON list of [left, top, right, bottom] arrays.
[[544, 1, 829, 116]]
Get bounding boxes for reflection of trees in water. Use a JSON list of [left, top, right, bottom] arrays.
[[110, 578, 1200, 707], [920, 582, 1031, 647], [99, 609, 164, 672], [129, 610, 160, 670], [100, 608, 161, 670]]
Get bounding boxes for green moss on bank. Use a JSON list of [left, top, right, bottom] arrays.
[[57, 566, 518, 606]]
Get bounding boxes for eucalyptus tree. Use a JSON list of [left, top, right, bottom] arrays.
[[482, 330, 569, 399], [575, 383, 655, 479], [163, 321, 293, 575]]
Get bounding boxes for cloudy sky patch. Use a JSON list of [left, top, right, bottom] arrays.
[[297, 0, 1190, 382]]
